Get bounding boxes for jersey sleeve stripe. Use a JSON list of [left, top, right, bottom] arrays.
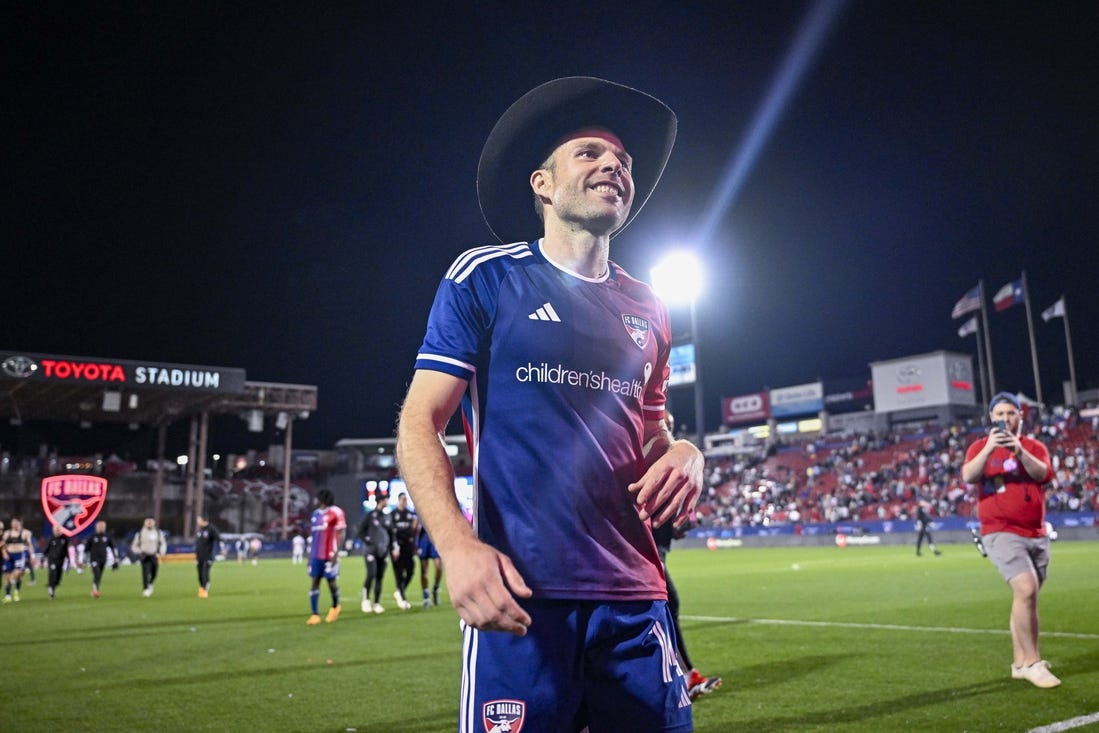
[[415, 353, 478, 375], [447, 244, 533, 284], [445, 242, 530, 280]]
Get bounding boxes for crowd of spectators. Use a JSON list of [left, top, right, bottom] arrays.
[[693, 410, 1099, 530]]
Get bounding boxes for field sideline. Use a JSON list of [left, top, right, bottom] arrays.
[[1, 541, 1096, 732]]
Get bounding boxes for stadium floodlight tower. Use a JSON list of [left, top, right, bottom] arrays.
[[651, 250, 706, 449]]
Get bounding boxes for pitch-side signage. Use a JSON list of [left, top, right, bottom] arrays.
[[0, 352, 246, 393]]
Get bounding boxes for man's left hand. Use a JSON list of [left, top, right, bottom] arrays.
[[628, 440, 704, 528]]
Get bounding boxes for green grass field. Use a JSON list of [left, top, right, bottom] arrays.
[[1, 542, 1096, 733]]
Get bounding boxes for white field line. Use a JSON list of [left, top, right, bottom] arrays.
[[682, 615, 1099, 640], [1026, 712, 1099, 733]]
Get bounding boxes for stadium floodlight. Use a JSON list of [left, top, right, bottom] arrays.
[[651, 251, 707, 448], [651, 251, 704, 306]]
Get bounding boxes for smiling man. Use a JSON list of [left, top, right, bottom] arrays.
[[397, 77, 703, 732]]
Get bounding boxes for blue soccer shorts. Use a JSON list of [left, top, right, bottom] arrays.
[[417, 532, 440, 560], [459, 599, 693, 733], [3, 555, 28, 573], [307, 558, 339, 580]]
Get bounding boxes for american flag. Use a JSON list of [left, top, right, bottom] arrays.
[[951, 285, 981, 319]]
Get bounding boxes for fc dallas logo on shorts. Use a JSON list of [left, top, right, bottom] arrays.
[[483, 699, 525, 732], [622, 314, 651, 349], [40, 474, 109, 537]]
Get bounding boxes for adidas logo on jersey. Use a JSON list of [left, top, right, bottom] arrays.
[[528, 302, 561, 322]]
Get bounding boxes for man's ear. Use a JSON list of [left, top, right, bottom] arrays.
[[531, 168, 551, 199]]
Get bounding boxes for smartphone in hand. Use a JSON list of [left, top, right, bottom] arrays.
[[991, 419, 1007, 432]]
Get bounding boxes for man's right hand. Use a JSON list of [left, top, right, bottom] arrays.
[[444, 538, 532, 636]]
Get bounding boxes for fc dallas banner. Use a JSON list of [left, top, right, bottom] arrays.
[[41, 475, 109, 537]]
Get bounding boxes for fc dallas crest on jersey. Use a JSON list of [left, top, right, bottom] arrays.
[[622, 314, 651, 349], [41, 474, 109, 537], [483, 699, 525, 732]]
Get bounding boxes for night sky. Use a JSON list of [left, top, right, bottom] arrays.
[[7, 2, 1097, 456]]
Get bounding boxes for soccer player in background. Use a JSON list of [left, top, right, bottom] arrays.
[[307, 489, 346, 625], [962, 391, 1059, 688], [915, 500, 942, 556], [131, 517, 166, 597], [358, 490, 396, 614], [235, 536, 248, 563], [396, 77, 703, 731], [416, 525, 443, 609], [44, 525, 75, 599], [194, 515, 221, 598], [651, 414, 722, 701], [390, 492, 417, 610], [2, 517, 34, 603], [86, 520, 119, 598], [291, 532, 306, 564]]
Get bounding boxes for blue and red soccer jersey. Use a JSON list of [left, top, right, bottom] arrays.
[[414, 240, 671, 600], [309, 504, 346, 561]]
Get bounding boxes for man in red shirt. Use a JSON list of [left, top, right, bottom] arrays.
[[962, 392, 1059, 688]]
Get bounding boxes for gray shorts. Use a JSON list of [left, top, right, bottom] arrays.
[[985, 532, 1050, 584]]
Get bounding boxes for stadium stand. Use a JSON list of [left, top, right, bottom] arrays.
[[694, 412, 1097, 531]]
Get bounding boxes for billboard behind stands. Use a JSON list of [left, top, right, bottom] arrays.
[[770, 381, 823, 417], [722, 391, 769, 425], [667, 343, 696, 387], [870, 351, 977, 413], [823, 377, 874, 414]]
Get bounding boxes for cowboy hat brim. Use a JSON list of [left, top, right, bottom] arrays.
[[477, 77, 677, 244]]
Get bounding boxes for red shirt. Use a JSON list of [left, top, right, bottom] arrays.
[[965, 435, 1052, 537], [310, 505, 346, 561]]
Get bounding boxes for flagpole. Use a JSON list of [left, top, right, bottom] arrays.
[[979, 279, 996, 395], [1021, 270, 1042, 406], [1062, 296, 1078, 405], [974, 318, 988, 410]]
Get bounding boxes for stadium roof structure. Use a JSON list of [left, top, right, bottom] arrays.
[[1, 350, 318, 538]]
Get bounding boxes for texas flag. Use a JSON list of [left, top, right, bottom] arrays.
[[993, 278, 1024, 312]]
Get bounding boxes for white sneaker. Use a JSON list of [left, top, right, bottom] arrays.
[[142, 587, 152, 597], [373, 602, 385, 614], [1019, 660, 1061, 688], [400, 599, 412, 610], [361, 598, 372, 613]]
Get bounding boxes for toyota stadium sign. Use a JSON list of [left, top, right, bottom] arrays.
[[0, 352, 247, 393]]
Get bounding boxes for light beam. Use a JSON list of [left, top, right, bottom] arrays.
[[695, 0, 849, 246]]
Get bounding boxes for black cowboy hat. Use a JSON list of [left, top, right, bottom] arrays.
[[477, 77, 677, 244]]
